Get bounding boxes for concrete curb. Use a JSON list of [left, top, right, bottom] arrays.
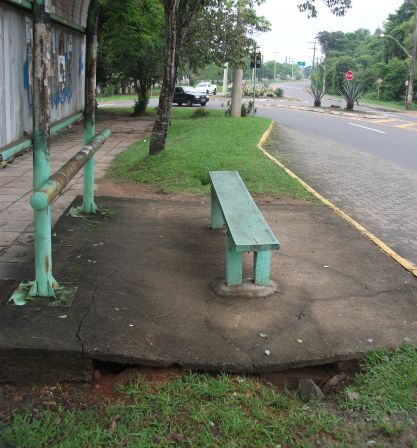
[[258, 121, 417, 278]]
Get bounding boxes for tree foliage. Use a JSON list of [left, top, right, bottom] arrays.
[[316, 1, 416, 102], [97, 0, 164, 113]]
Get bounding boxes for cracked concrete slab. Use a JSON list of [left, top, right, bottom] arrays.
[[0, 196, 416, 382]]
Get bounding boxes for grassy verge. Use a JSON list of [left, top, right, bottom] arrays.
[[2, 346, 416, 447], [106, 108, 311, 199], [360, 95, 411, 111]]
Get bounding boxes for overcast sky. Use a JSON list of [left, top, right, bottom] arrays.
[[255, 0, 405, 65]]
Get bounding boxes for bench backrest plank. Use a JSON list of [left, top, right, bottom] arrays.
[[210, 171, 279, 252]]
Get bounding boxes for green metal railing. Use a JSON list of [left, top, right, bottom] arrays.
[[9, 129, 111, 305], [0, 112, 84, 163]]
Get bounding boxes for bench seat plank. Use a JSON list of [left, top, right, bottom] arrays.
[[210, 171, 279, 252]]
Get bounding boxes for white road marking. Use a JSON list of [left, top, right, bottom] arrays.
[[349, 123, 386, 134]]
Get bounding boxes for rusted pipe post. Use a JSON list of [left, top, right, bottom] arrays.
[[83, 0, 100, 213], [30, 0, 58, 298], [30, 130, 112, 210]]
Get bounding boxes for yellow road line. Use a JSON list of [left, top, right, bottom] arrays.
[[395, 122, 417, 129], [369, 118, 399, 124], [258, 121, 417, 278]]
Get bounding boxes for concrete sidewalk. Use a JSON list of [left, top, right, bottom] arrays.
[[0, 111, 153, 279], [0, 195, 416, 382], [1, 110, 417, 383]]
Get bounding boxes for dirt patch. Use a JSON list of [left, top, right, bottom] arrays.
[[0, 366, 185, 425], [97, 179, 310, 206]]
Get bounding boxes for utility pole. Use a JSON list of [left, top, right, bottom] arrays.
[[273, 51, 279, 81], [406, 0, 417, 110], [252, 44, 259, 115], [288, 58, 295, 79], [309, 39, 317, 75]]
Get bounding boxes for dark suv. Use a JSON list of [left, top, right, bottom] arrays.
[[173, 86, 209, 107]]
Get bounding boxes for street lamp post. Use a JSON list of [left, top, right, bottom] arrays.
[[380, 2, 417, 109]]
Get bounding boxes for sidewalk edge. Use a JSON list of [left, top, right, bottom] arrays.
[[258, 121, 417, 278]]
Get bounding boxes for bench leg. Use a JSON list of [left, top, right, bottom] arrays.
[[253, 251, 271, 286], [211, 186, 224, 229], [226, 233, 242, 286]]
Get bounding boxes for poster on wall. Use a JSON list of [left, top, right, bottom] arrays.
[[25, 17, 32, 44], [58, 55, 66, 83], [52, 30, 57, 53]]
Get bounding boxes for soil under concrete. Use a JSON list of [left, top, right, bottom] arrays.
[[0, 195, 416, 382]]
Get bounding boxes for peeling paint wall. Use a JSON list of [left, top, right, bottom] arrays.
[[0, 2, 85, 149]]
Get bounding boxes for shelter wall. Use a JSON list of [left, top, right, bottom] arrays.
[[0, 2, 86, 149]]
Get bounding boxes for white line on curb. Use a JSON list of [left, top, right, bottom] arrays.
[[349, 123, 386, 134]]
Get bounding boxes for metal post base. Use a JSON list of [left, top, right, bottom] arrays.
[[9, 281, 78, 307]]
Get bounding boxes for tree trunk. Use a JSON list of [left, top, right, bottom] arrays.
[[314, 99, 321, 107], [149, 2, 177, 155], [230, 68, 243, 117], [346, 101, 354, 110]]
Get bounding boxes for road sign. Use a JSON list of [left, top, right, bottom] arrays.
[[297, 61, 306, 67], [345, 71, 354, 81]]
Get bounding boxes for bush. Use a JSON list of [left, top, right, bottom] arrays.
[[224, 100, 256, 116], [192, 107, 210, 118], [102, 84, 115, 97], [274, 88, 284, 97], [242, 85, 275, 97], [133, 96, 149, 115]]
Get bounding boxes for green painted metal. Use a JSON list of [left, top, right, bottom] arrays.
[[226, 233, 243, 286], [30, 206, 58, 297], [50, 112, 84, 137], [0, 113, 83, 163], [210, 170, 279, 287], [30, 129, 111, 210], [253, 251, 271, 286], [50, 13, 86, 34], [83, 1, 100, 214], [209, 171, 279, 252], [82, 122, 97, 213], [9, 281, 78, 307], [4, 0, 33, 10], [211, 185, 224, 229], [0, 139, 32, 163], [31, 0, 56, 298]]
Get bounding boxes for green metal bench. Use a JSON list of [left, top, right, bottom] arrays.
[[210, 171, 280, 287]]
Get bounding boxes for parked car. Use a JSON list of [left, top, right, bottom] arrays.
[[195, 82, 217, 95], [173, 86, 209, 107]]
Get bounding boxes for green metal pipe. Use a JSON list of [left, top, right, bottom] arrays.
[[31, 0, 55, 298], [30, 129, 111, 211], [29, 207, 58, 297], [83, 121, 97, 213], [3, 0, 32, 11], [0, 113, 83, 163], [50, 112, 84, 137], [83, 0, 100, 214], [0, 138, 32, 163]]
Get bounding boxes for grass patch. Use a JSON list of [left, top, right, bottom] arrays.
[[107, 108, 311, 199], [0, 346, 417, 448], [360, 94, 411, 111], [341, 345, 417, 417], [2, 346, 417, 447], [1, 374, 342, 447]]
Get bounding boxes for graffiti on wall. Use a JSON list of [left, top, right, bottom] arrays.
[[52, 31, 74, 107], [23, 16, 33, 112]]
